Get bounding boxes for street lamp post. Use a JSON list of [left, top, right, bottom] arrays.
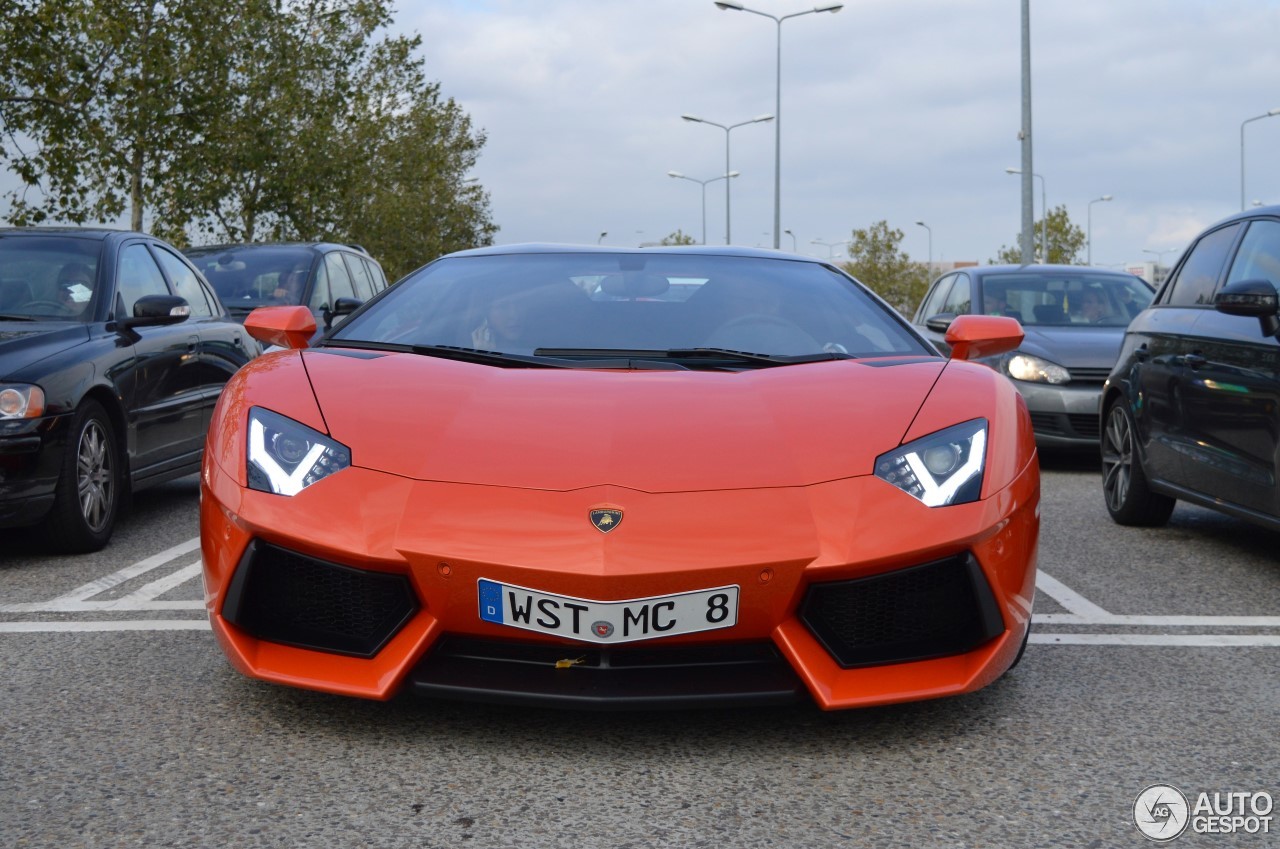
[[1086, 195, 1113, 266], [1240, 109, 1280, 211], [783, 229, 797, 251], [915, 220, 932, 272], [681, 113, 773, 244], [597, 232, 608, 244], [1005, 167, 1046, 262], [810, 238, 849, 259], [714, 1, 843, 249], [667, 170, 739, 245]]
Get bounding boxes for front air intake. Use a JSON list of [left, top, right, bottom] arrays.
[[800, 554, 1004, 668], [221, 540, 418, 657]]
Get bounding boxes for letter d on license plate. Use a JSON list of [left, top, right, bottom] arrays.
[[477, 579, 738, 644]]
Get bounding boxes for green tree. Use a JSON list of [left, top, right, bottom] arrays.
[[0, 0, 264, 230], [840, 220, 931, 314], [994, 204, 1086, 265], [1, 0, 496, 278], [660, 229, 696, 246]]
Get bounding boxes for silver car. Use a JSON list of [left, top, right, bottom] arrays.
[[913, 264, 1155, 448]]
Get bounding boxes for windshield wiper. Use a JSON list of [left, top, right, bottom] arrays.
[[535, 347, 854, 367], [0, 313, 39, 321], [322, 340, 607, 369]]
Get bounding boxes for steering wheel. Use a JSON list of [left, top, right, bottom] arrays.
[[715, 313, 808, 334], [19, 299, 74, 316]]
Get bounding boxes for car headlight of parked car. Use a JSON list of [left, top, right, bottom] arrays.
[[246, 407, 351, 496], [1004, 352, 1070, 384], [875, 419, 987, 507], [0, 384, 45, 419]]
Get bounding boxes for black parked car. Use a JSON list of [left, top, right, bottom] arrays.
[[183, 242, 389, 345], [1102, 205, 1280, 530], [913, 265, 1154, 447], [0, 228, 259, 551]]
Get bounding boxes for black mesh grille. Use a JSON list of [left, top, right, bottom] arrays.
[[1068, 367, 1112, 383], [800, 554, 1004, 667], [222, 540, 418, 657], [1029, 411, 1100, 440]]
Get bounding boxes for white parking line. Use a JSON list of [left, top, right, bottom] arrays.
[[50, 537, 201, 603], [0, 619, 210, 633], [1036, 570, 1113, 618], [1031, 633, 1280, 647]]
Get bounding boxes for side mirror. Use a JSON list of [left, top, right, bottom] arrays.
[[1215, 279, 1280, 336], [245, 305, 317, 350], [944, 315, 1024, 361], [322, 296, 364, 330], [119, 295, 190, 330], [925, 313, 956, 333]]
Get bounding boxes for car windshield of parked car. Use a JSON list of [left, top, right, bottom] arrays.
[[327, 253, 930, 364], [0, 235, 102, 321], [982, 272, 1154, 327], [186, 245, 315, 312]]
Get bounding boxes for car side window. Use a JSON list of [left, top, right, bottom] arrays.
[[325, 253, 356, 302], [1226, 219, 1280, 288], [344, 252, 375, 300], [153, 246, 213, 317], [117, 243, 171, 317], [364, 257, 388, 292], [917, 274, 954, 321], [940, 273, 972, 315], [1163, 223, 1241, 306]]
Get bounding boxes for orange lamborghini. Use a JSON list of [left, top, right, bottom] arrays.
[[200, 245, 1039, 710]]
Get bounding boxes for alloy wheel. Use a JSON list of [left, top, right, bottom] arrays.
[[1101, 405, 1131, 512], [76, 419, 115, 533]]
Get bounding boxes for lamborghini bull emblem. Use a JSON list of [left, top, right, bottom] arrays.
[[589, 507, 623, 533]]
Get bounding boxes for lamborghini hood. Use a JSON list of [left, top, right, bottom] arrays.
[[301, 349, 947, 492]]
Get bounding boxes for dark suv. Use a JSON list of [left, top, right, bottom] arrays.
[[184, 242, 390, 343], [1101, 205, 1280, 530]]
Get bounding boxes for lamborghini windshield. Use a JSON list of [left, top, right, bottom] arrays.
[[328, 252, 930, 361]]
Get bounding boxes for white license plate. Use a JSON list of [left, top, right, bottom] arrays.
[[477, 579, 739, 644]]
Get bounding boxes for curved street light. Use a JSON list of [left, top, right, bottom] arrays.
[[915, 220, 932, 271], [810, 238, 849, 259], [783, 228, 797, 251], [597, 231, 608, 244], [668, 170, 740, 245], [1086, 195, 1113, 266], [713, 1, 843, 249], [681, 113, 773, 244], [1006, 167, 1046, 262], [1240, 109, 1280, 211]]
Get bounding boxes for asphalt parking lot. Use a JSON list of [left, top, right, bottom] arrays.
[[1, 455, 1276, 848]]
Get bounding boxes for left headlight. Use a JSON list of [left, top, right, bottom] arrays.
[[246, 407, 351, 496], [875, 419, 987, 507]]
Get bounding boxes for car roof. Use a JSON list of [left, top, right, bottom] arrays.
[[0, 226, 134, 242], [966, 264, 1141, 277], [185, 241, 370, 255], [441, 242, 831, 263]]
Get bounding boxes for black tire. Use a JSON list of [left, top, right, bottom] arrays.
[[40, 399, 122, 553], [1101, 398, 1175, 527]]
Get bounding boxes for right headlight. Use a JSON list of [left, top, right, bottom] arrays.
[[875, 419, 987, 507], [246, 407, 351, 496], [1004, 353, 1070, 384]]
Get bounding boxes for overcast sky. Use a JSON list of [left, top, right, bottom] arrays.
[[407, 0, 1280, 270]]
